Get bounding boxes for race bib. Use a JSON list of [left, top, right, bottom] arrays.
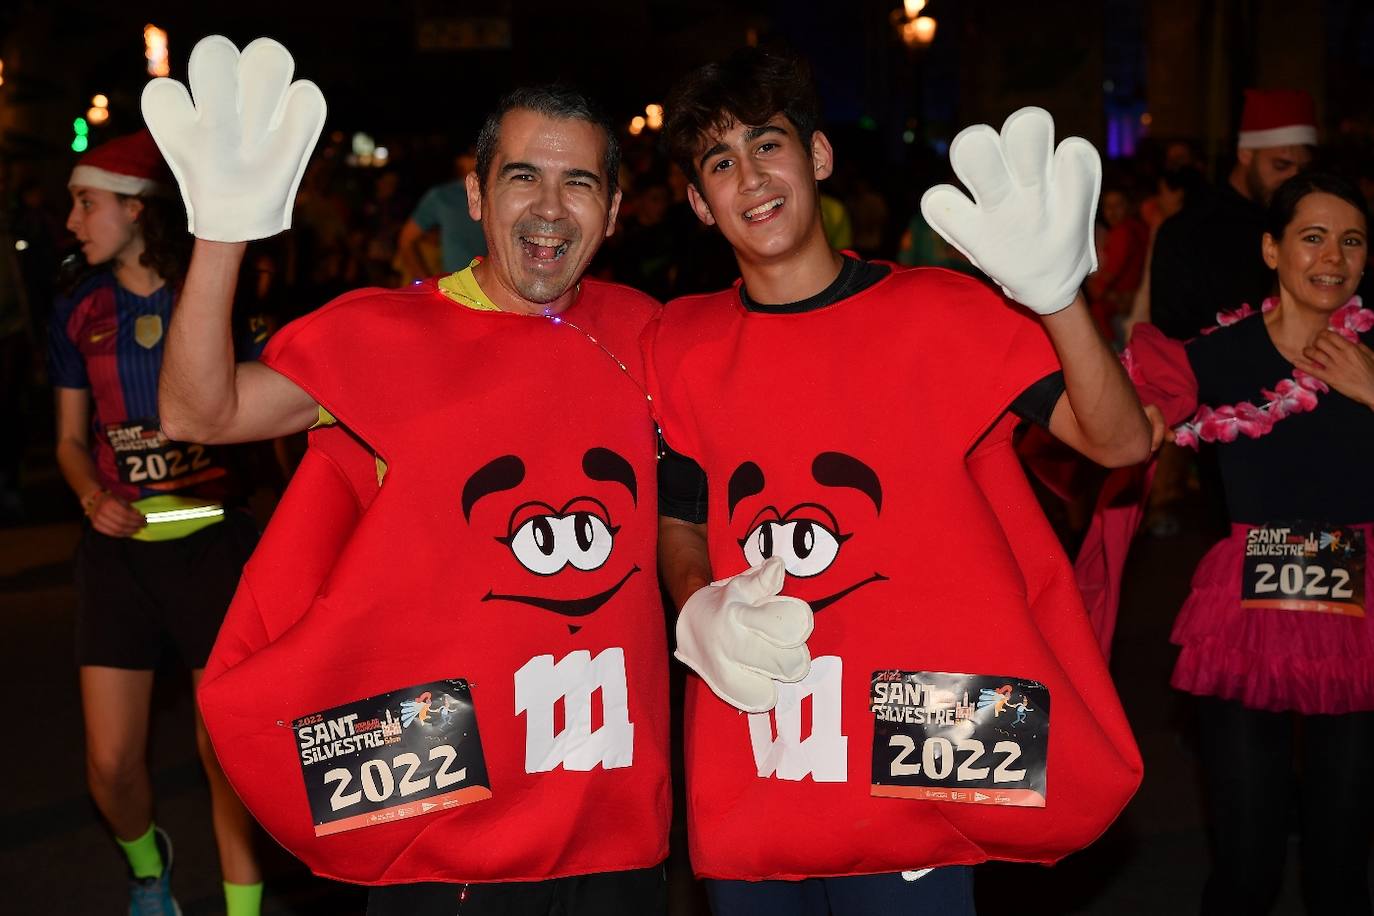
[[105, 419, 225, 491], [292, 679, 492, 837], [870, 670, 1049, 808], [1242, 523, 1365, 617]]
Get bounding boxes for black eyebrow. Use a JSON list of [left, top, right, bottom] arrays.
[[698, 142, 729, 172], [462, 455, 526, 521], [697, 125, 789, 172], [743, 124, 787, 143], [566, 168, 603, 188], [812, 452, 882, 513], [582, 447, 636, 505], [500, 161, 539, 178], [727, 461, 765, 518]]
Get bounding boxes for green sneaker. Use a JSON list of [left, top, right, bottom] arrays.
[[127, 827, 182, 916]]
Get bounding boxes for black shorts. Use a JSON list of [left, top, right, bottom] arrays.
[[365, 864, 667, 916], [73, 510, 258, 669]]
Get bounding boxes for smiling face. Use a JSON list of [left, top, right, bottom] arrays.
[[687, 115, 834, 268], [466, 109, 621, 315], [1263, 191, 1368, 313], [66, 186, 143, 267]]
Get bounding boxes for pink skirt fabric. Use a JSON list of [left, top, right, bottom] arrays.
[[1171, 523, 1374, 714]]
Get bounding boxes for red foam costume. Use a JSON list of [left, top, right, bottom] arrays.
[[646, 267, 1141, 880], [198, 278, 670, 885]]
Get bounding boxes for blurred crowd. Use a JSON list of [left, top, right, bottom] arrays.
[[2, 113, 1374, 521]]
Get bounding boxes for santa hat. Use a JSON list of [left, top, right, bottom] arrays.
[[1237, 89, 1317, 149], [68, 130, 171, 196]]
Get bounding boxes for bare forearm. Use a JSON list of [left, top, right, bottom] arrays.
[[1042, 293, 1151, 466], [56, 438, 103, 501], [658, 517, 712, 611], [160, 239, 247, 440], [399, 240, 429, 282], [161, 240, 318, 443], [397, 222, 430, 282]]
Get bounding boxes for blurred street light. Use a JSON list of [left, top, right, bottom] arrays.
[[629, 115, 646, 136], [645, 103, 664, 131], [893, 2, 937, 49], [145, 25, 170, 77], [72, 117, 89, 152], [89, 93, 110, 125]]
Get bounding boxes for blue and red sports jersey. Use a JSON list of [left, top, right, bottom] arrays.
[[48, 271, 269, 502]]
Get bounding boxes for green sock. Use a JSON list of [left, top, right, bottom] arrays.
[[224, 881, 263, 916], [115, 823, 163, 880]]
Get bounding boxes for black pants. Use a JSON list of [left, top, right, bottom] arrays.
[[1195, 696, 1374, 915], [366, 864, 666, 916]]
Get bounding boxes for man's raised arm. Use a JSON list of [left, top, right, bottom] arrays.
[[142, 35, 327, 443], [159, 239, 318, 443]]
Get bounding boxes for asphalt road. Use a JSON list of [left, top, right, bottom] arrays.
[[1, 468, 1361, 915]]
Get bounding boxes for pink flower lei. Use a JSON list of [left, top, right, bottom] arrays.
[[1172, 296, 1373, 449]]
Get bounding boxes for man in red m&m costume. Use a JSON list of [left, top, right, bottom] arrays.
[[144, 36, 669, 916], [648, 48, 1154, 914]]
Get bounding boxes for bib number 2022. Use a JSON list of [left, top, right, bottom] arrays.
[[1251, 562, 1354, 600], [887, 735, 1026, 783], [123, 443, 211, 483], [323, 745, 467, 813]]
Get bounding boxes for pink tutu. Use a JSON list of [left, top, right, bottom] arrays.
[[1171, 523, 1374, 713]]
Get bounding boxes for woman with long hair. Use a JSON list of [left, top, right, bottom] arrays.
[[49, 131, 262, 916], [1130, 171, 1373, 913]]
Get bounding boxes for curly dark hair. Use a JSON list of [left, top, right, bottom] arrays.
[[60, 190, 191, 294], [127, 192, 192, 288], [663, 46, 821, 189]]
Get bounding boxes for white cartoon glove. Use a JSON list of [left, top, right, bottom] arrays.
[[675, 556, 814, 713], [920, 106, 1100, 314], [141, 36, 326, 242]]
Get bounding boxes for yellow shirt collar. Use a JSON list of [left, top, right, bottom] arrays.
[[436, 259, 501, 312]]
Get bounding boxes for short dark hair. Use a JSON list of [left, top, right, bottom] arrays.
[[1265, 171, 1369, 239], [474, 86, 620, 201], [663, 46, 821, 187]]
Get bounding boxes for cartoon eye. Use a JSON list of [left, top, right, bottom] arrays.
[[567, 511, 614, 571], [507, 513, 615, 575], [508, 515, 570, 575], [740, 519, 843, 578]]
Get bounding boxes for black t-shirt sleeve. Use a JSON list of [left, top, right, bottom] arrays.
[[658, 441, 709, 523], [1008, 371, 1065, 429]]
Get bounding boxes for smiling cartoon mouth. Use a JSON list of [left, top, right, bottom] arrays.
[[482, 566, 639, 617], [809, 572, 888, 612]]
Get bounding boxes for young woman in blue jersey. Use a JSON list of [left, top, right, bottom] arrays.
[[49, 131, 263, 916]]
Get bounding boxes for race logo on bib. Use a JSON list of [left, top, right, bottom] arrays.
[[1242, 523, 1365, 617], [292, 679, 492, 837], [870, 670, 1049, 808]]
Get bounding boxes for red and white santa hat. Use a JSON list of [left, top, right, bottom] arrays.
[[1237, 89, 1317, 149], [68, 129, 172, 195]]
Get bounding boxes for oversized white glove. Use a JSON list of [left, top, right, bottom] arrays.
[[141, 36, 326, 242], [920, 106, 1100, 314], [675, 556, 814, 713]]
